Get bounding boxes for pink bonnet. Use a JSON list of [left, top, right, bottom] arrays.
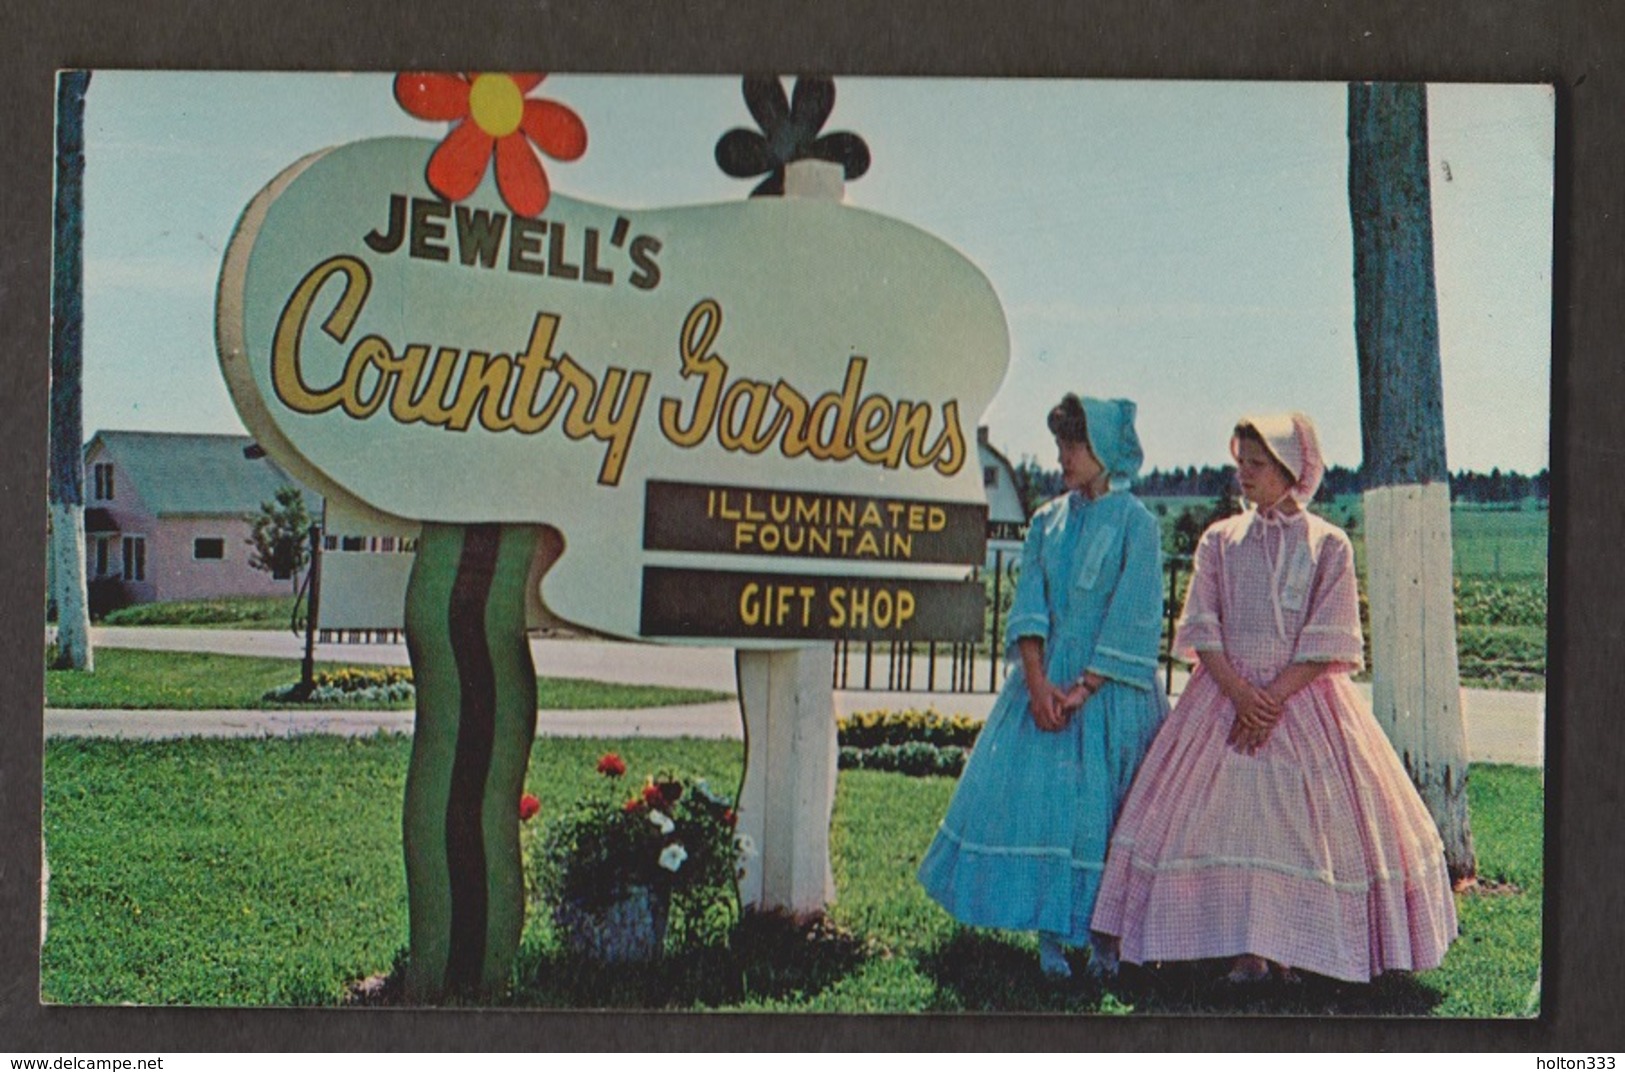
[[1230, 411, 1325, 504]]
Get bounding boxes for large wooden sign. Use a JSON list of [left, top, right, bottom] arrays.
[[219, 136, 1008, 641]]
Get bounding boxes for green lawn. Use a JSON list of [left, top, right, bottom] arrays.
[[44, 648, 732, 711], [42, 735, 1542, 1015]]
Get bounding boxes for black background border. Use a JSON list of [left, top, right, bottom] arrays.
[[3, 0, 1618, 1052]]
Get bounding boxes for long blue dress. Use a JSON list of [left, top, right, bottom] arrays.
[[917, 486, 1169, 945]]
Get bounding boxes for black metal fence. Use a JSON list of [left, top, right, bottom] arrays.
[[833, 551, 1192, 695]]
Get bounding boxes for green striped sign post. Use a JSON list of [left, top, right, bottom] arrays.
[[401, 523, 539, 997]]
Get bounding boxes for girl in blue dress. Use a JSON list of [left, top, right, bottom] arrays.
[[917, 394, 1168, 979]]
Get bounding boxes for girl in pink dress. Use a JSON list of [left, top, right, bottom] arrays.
[[1090, 412, 1458, 984]]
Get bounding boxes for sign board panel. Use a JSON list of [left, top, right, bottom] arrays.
[[219, 136, 1008, 641], [640, 567, 984, 642], [642, 479, 986, 564]]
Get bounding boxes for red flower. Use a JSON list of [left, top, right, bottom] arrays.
[[642, 783, 668, 810], [394, 72, 587, 218], [622, 797, 643, 813], [518, 793, 541, 821], [656, 779, 684, 805], [596, 753, 628, 778], [723, 808, 737, 827]]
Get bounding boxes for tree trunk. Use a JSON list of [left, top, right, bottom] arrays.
[[49, 70, 93, 672], [1347, 81, 1475, 884]]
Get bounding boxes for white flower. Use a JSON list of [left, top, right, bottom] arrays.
[[692, 779, 728, 805], [647, 809, 675, 834], [658, 843, 688, 872], [734, 833, 758, 860]]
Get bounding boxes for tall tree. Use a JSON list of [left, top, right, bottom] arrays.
[[1347, 82, 1476, 884], [48, 70, 93, 672], [246, 485, 313, 597]]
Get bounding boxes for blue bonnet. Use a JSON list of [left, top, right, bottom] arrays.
[[1079, 396, 1145, 489]]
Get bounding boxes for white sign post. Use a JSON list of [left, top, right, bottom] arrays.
[[735, 160, 842, 917]]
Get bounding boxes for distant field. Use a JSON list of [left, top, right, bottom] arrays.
[[1146, 495, 1550, 580], [1137, 495, 1548, 690]]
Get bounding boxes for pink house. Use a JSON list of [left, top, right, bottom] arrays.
[[81, 430, 321, 606]]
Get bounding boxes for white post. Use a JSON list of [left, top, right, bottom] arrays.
[[734, 157, 845, 919], [1363, 482, 1473, 867], [735, 646, 838, 916]]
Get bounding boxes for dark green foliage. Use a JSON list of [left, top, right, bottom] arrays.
[[1456, 626, 1547, 692], [839, 742, 968, 777], [837, 709, 980, 777], [246, 485, 312, 595], [1455, 577, 1547, 627], [87, 577, 129, 619]]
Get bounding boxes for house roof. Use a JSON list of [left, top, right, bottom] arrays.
[[86, 431, 320, 518], [976, 430, 1030, 524]]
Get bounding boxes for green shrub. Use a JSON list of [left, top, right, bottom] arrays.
[[1457, 625, 1547, 691], [1454, 577, 1547, 628], [836, 710, 978, 777], [880, 742, 965, 777], [102, 596, 294, 628]]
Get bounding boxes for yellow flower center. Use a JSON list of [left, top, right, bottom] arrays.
[[468, 74, 524, 138]]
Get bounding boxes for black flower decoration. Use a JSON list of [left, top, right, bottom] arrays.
[[715, 75, 871, 197]]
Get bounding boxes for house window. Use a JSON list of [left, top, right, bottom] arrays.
[[92, 463, 115, 500], [983, 465, 999, 487], [194, 537, 225, 560], [121, 536, 146, 581], [94, 537, 109, 577]]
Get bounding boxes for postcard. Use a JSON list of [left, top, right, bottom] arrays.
[[41, 71, 1551, 1016]]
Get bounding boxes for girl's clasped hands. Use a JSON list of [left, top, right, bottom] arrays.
[[1225, 679, 1284, 754], [1023, 668, 1100, 732]]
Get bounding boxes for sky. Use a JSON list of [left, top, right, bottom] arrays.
[[78, 72, 1553, 474]]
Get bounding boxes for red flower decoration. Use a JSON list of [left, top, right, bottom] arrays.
[[519, 793, 541, 821], [642, 783, 668, 810], [622, 797, 643, 814], [394, 72, 587, 218], [596, 753, 628, 778], [723, 808, 737, 827]]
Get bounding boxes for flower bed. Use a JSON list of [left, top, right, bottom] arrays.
[[263, 666, 416, 704], [836, 708, 980, 777]]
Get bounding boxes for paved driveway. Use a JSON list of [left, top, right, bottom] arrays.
[[44, 626, 1544, 766]]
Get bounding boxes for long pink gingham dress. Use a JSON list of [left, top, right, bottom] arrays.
[[1090, 507, 1458, 982]]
